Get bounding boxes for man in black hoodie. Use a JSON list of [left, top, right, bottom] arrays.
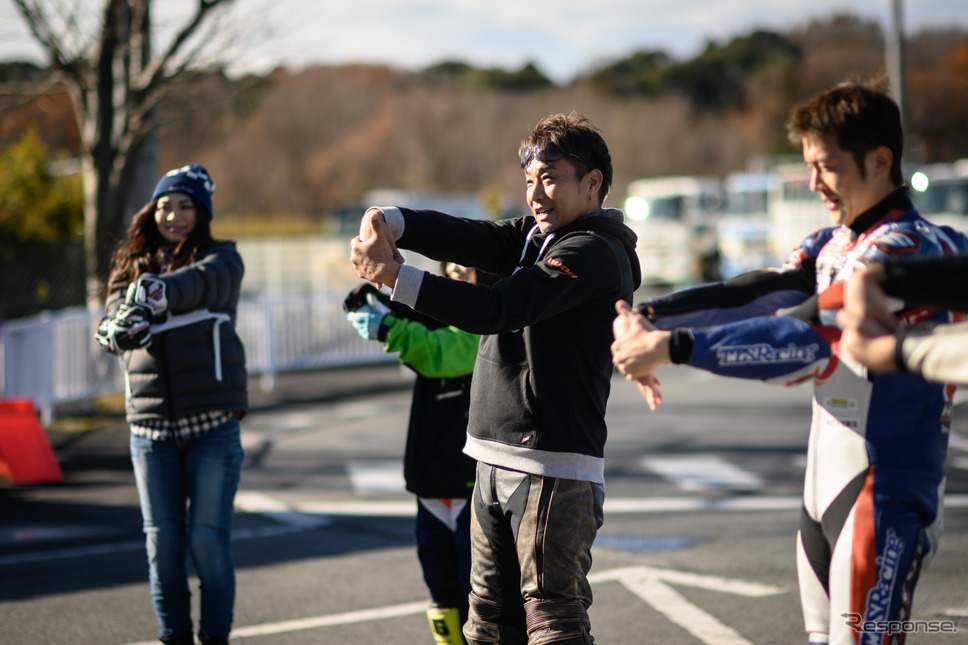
[[351, 112, 640, 645]]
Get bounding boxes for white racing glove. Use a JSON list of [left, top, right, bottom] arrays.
[[95, 304, 152, 353], [125, 276, 167, 321], [346, 304, 389, 341]]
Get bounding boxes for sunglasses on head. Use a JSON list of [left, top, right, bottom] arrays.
[[520, 142, 588, 168]]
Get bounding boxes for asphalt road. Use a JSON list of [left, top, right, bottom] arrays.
[[2, 363, 967, 645]]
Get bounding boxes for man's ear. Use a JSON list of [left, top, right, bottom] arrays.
[[586, 168, 603, 198], [869, 145, 893, 180]]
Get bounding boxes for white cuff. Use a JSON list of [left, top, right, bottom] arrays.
[[380, 206, 405, 241], [392, 264, 424, 308]]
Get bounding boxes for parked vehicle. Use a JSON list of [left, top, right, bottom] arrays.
[[623, 175, 724, 286], [767, 163, 829, 262], [718, 172, 775, 277]]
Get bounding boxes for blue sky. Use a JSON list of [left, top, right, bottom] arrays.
[[1, 0, 966, 83]]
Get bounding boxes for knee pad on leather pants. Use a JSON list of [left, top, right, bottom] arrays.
[[464, 592, 526, 645], [524, 598, 593, 645]]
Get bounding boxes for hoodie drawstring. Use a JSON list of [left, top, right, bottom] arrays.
[[513, 224, 556, 275]]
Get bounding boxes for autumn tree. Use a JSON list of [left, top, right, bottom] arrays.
[[0, 125, 85, 318], [11, 0, 239, 306]]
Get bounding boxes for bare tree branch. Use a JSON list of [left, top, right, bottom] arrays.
[[10, 0, 252, 301], [139, 0, 235, 98], [12, 0, 69, 69]]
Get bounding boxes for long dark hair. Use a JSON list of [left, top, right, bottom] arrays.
[[105, 196, 221, 295]]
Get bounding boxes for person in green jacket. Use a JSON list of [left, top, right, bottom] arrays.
[[345, 262, 481, 645]]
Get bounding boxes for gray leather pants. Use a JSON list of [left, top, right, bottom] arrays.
[[463, 462, 604, 645]]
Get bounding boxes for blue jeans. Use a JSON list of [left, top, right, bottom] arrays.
[[130, 418, 244, 641]]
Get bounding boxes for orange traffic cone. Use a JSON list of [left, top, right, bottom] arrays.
[[0, 399, 63, 485]]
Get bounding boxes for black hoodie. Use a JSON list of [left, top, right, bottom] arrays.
[[385, 207, 641, 484]]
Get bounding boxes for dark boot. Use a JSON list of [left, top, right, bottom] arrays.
[[198, 637, 229, 645], [160, 635, 194, 645]]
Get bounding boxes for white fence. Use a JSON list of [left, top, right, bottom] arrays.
[[0, 292, 391, 424]]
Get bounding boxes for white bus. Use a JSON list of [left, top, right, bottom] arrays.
[[623, 175, 724, 286], [767, 164, 829, 262], [719, 171, 776, 276]]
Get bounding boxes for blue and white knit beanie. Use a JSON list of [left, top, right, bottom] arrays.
[[151, 164, 216, 220]]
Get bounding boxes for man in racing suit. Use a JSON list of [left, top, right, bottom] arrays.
[[610, 79, 968, 645]]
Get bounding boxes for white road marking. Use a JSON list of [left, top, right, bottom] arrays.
[[241, 400, 406, 434], [242, 495, 805, 519], [589, 565, 784, 597], [117, 566, 785, 645], [642, 455, 765, 491], [294, 499, 416, 516], [234, 490, 333, 529], [121, 600, 431, 645], [244, 492, 968, 521], [604, 496, 800, 513], [347, 459, 406, 493], [247, 492, 968, 519], [622, 577, 755, 645], [949, 432, 968, 452]]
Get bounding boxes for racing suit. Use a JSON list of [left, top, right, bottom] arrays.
[[639, 189, 968, 645]]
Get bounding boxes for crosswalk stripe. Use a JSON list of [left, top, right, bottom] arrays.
[[347, 459, 406, 493], [641, 455, 764, 491], [234, 490, 333, 528], [948, 431, 968, 452]]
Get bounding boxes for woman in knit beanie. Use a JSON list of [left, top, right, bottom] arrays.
[[95, 163, 247, 645]]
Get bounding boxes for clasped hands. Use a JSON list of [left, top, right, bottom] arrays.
[[610, 301, 671, 410], [350, 207, 406, 289], [836, 264, 900, 373], [94, 276, 168, 354]]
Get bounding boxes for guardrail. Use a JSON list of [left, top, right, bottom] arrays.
[[0, 292, 391, 424]]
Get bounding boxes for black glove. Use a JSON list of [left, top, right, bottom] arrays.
[[343, 283, 392, 313], [95, 304, 152, 353]]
